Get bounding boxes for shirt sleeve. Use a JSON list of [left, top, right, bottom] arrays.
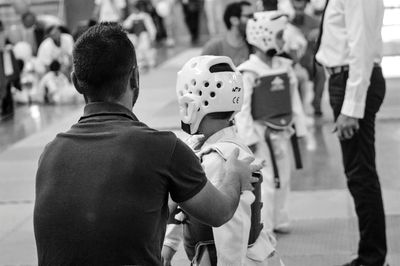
[[201, 152, 225, 189], [342, 0, 376, 118], [37, 39, 52, 67], [234, 72, 259, 146], [163, 223, 183, 251], [144, 13, 157, 41], [168, 138, 208, 203]]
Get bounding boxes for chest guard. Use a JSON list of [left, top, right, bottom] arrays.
[[181, 140, 264, 261], [250, 71, 293, 130]]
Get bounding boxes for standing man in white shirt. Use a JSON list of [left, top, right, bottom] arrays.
[[316, 1, 388, 266]]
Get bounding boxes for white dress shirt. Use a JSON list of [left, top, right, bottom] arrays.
[[316, 0, 384, 118]]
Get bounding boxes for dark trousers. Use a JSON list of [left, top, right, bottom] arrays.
[[312, 63, 326, 113], [328, 67, 387, 266], [181, 3, 200, 43]]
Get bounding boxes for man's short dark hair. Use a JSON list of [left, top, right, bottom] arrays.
[[223, 1, 251, 30], [73, 22, 137, 101]]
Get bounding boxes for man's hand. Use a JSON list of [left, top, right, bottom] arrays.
[[334, 114, 359, 140], [226, 148, 262, 192], [161, 245, 176, 266]]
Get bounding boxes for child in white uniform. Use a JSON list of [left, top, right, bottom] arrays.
[[123, 0, 157, 70], [235, 11, 307, 234], [162, 56, 276, 266]]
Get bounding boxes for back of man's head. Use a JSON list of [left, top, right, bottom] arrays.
[[223, 1, 251, 30], [73, 22, 136, 101]]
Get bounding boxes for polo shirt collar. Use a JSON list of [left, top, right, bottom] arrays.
[[80, 102, 138, 122]]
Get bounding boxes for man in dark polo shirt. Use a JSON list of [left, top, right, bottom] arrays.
[[34, 23, 260, 266]]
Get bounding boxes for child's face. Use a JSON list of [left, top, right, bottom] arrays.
[[275, 29, 285, 51]]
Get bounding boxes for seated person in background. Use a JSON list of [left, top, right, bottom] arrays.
[[38, 60, 79, 104], [162, 56, 275, 266], [123, 0, 157, 70], [37, 25, 74, 76]]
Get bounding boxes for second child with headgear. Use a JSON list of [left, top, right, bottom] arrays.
[[162, 56, 276, 266], [235, 11, 308, 234]]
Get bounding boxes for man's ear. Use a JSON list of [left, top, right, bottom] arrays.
[[71, 71, 83, 95], [132, 67, 139, 90]]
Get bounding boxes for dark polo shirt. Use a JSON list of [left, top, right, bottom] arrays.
[[34, 102, 207, 266]]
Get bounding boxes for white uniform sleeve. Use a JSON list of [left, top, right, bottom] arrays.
[[122, 14, 134, 29], [342, 0, 377, 118], [63, 34, 74, 56], [163, 223, 183, 251], [37, 39, 53, 67], [144, 13, 157, 41], [202, 152, 254, 265], [235, 72, 259, 147]]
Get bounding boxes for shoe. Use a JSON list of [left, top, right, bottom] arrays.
[[273, 224, 291, 234]]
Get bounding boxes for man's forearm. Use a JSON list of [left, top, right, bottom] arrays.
[[214, 170, 242, 225]]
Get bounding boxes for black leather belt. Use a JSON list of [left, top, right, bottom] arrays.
[[326, 62, 380, 75]]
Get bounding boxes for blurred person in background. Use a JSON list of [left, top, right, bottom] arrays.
[[0, 20, 21, 119], [201, 1, 254, 66], [291, 0, 325, 115], [6, 11, 45, 56], [236, 11, 308, 234], [154, 0, 177, 46], [93, 0, 127, 22], [204, 0, 224, 37], [37, 60, 81, 104], [37, 25, 74, 77], [124, 0, 157, 71], [180, 0, 202, 45]]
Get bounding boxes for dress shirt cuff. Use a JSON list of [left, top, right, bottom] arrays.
[[341, 100, 365, 119]]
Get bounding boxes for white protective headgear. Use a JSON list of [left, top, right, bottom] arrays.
[[246, 11, 288, 53], [176, 56, 244, 135]]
